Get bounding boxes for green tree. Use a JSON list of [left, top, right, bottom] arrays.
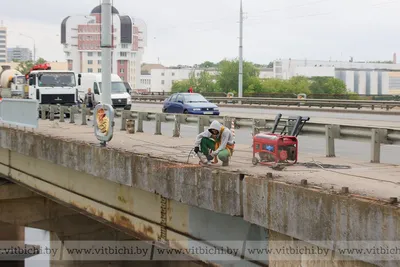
[[217, 59, 259, 93], [309, 77, 348, 97], [171, 79, 192, 93], [246, 76, 263, 94], [199, 61, 217, 68], [16, 61, 33, 74], [36, 57, 46, 64], [196, 71, 219, 93], [171, 70, 219, 93], [287, 76, 311, 95], [15, 58, 48, 74]]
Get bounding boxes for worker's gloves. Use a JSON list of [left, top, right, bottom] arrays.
[[211, 151, 218, 157], [194, 147, 199, 153]]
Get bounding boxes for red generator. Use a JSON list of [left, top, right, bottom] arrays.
[[252, 114, 309, 166]]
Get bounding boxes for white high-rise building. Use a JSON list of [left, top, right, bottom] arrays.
[[7, 47, 32, 62], [0, 26, 7, 63], [60, 4, 147, 89]]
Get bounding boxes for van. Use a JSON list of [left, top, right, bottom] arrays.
[[77, 73, 132, 110]]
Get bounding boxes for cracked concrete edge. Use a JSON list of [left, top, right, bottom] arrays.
[[243, 175, 400, 267], [0, 127, 243, 216]]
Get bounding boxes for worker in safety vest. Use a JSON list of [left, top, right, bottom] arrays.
[[193, 120, 235, 166]]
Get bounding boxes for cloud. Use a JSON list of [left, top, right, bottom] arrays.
[[1, 0, 399, 65]]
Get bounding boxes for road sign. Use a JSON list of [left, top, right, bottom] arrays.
[[93, 104, 115, 146], [0, 98, 39, 128]]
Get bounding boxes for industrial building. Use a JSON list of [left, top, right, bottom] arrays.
[[0, 26, 7, 63], [60, 4, 147, 89], [7, 47, 32, 62], [273, 59, 400, 95]]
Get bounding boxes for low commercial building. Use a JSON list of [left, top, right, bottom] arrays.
[[139, 66, 273, 93]]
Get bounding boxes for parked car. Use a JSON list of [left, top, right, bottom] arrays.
[[162, 93, 220, 115]]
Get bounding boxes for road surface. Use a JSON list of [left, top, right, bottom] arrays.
[[76, 113, 400, 165], [131, 103, 400, 125]]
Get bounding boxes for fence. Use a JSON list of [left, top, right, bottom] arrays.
[[131, 96, 400, 110], [38, 104, 400, 164], [134, 92, 400, 100]]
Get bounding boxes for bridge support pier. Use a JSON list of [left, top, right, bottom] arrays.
[[0, 224, 25, 267]]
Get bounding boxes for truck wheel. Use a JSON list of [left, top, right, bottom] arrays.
[[252, 157, 259, 165]]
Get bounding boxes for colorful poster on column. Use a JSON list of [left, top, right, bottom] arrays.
[[94, 104, 114, 142]]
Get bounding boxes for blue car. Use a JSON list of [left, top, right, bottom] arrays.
[[162, 93, 220, 115]]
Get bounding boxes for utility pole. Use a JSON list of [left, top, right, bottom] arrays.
[[33, 42, 36, 62], [20, 33, 35, 62], [101, 0, 112, 106], [238, 0, 243, 99]]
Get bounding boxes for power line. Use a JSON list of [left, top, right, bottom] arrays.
[[151, 0, 397, 35], [151, 0, 333, 33]]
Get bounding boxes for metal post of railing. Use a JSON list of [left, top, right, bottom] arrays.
[[371, 129, 381, 163], [173, 115, 181, 137], [69, 107, 75, 124], [41, 105, 47, 120], [155, 113, 162, 135], [49, 106, 55, 121], [224, 116, 231, 129], [325, 125, 335, 157], [59, 106, 65, 123], [81, 107, 87, 125], [120, 111, 128, 131], [252, 119, 265, 136], [197, 116, 209, 134], [137, 112, 145, 133]]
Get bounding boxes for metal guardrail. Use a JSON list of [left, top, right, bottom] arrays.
[[131, 95, 400, 110], [36, 104, 400, 164]]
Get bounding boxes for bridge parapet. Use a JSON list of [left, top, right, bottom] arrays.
[[0, 121, 399, 267]]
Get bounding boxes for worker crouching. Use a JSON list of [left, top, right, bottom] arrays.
[[194, 120, 235, 166]]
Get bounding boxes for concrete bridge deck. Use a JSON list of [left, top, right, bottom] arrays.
[[0, 120, 399, 267], [33, 120, 400, 202]]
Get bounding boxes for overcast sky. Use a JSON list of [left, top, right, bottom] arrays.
[[1, 0, 398, 66]]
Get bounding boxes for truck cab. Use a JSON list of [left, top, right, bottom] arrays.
[[10, 75, 26, 96], [27, 64, 78, 106], [77, 73, 132, 110]]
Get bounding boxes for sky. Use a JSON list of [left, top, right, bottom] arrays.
[[0, 0, 399, 66]]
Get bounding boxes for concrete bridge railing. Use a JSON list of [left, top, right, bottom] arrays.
[[37, 105, 400, 164]]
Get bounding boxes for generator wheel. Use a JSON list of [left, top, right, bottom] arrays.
[[252, 157, 259, 165]]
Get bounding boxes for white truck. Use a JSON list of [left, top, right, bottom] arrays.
[[26, 63, 78, 106], [0, 66, 26, 96], [77, 73, 132, 110]]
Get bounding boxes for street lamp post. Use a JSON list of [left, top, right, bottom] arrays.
[[20, 33, 35, 62]]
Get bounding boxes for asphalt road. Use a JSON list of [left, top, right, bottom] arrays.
[[131, 103, 400, 123], [76, 113, 400, 165]]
